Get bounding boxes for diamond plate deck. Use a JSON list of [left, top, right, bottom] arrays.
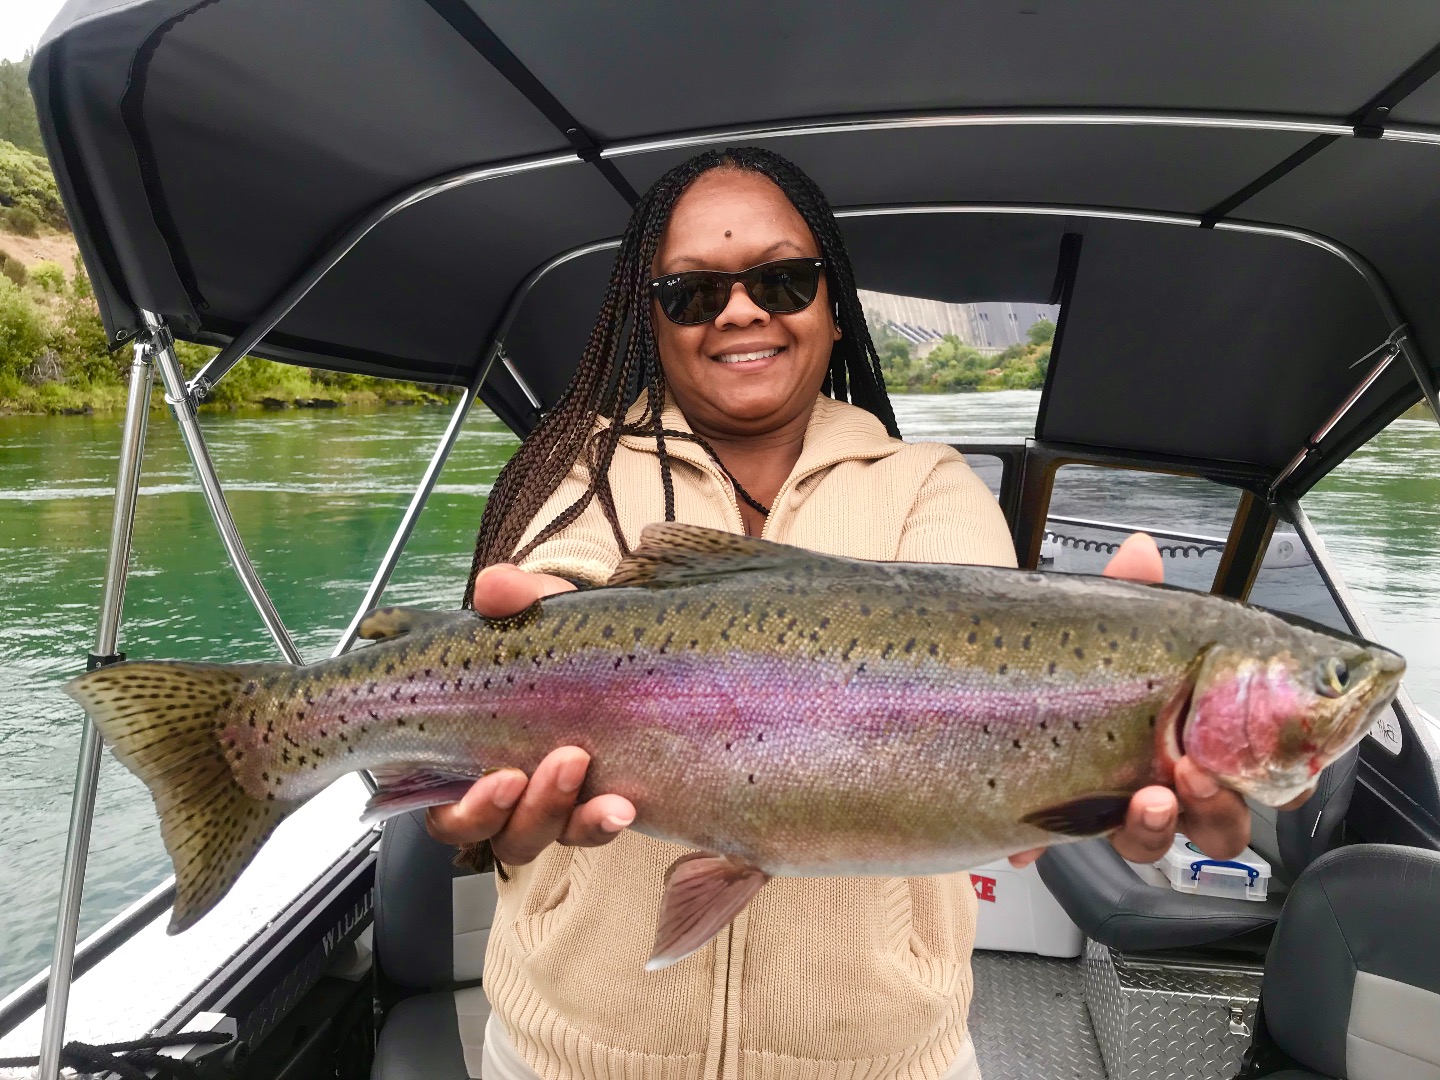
[[969, 949, 1108, 1080]]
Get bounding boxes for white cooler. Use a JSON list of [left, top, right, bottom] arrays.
[[968, 859, 1084, 958]]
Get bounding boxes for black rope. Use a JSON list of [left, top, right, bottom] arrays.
[[0, 1029, 232, 1079], [1043, 530, 1221, 560]]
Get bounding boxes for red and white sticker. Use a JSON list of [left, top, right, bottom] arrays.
[[970, 874, 997, 903]]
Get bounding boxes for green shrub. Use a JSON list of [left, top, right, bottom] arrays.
[[47, 292, 114, 382], [1027, 318, 1056, 346], [31, 259, 64, 293], [0, 138, 65, 228], [0, 250, 24, 286], [1, 205, 40, 237], [0, 275, 47, 378], [71, 251, 92, 298]]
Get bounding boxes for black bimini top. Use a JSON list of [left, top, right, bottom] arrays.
[[30, 1, 1440, 496]]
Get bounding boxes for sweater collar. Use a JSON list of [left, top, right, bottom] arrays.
[[616, 391, 904, 486]]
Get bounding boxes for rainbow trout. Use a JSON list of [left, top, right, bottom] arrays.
[[67, 524, 1403, 968]]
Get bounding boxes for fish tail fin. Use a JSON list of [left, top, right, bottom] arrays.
[[65, 660, 298, 933]]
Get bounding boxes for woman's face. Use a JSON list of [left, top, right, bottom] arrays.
[[650, 169, 840, 438]]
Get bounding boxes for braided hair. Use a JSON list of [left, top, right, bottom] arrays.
[[463, 146, 899, 605]]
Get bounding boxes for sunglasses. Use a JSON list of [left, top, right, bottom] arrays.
[[648, 257, 827, 326]]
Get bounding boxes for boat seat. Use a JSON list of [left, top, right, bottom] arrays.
[[1248, 843, 1440, 1079], [371, 810, 496, 1080], [1036, 747, 1358, 952]]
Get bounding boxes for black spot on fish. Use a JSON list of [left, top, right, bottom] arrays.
[[1052, 736, 1061, 748], [1102, 657, 1112, 667], [972, 615, 982, 626], [1061, 630, 1070, 645], [857, 662, 867, 674], [417, 722, 425, 732], [1098, 622, 1107, 634], [396, 717, 406, 727], [928, 642, 939, 657], [998, 663, 1008, 674], [994, 635, 1004, 649], [410, 694, 418, 704], [983, 724, 992, 735], [1022, 635, 1032, 650], [462, 658, 472, 671], [601, 625, 614, 640], [748, 774, 756, 784], [1048, 662, 1057, 675], [689, 639, 699, 649], [859, 604, 871, 616], [882, 643, 894, 659], [244, 681, 257, 695], [1074, 647, 1085, 660], [818, 616, 830, 630], [1146, 679, 1155, 690], [903, 638, 916, 654], [967, 631, 978, 645], [1106, 731, 1116, 742], [1039, 720, 1048, 730], [613, 658, 623, 670], [1072, 721, 1082, 731], [1013, 738, 1023, 750], [757, 732, 765, 742], [987, 778, 997, 789], [1148, 715, 1156, 728]]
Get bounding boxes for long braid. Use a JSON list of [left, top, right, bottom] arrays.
[[464, 146, 900, 606]]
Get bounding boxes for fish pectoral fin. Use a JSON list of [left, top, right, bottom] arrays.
[[1020, 793, 1133, 838], [647, 852, 771, 971], [357, 606, 461, 641], [361, 767, 484, 825]]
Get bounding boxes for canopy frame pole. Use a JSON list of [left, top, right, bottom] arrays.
[[327, 237, 620, 658], [36, 335, 156, 1080], [329, 359, 487, 659], [145, 312, 304, 665]]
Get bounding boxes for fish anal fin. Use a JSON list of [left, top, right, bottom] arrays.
[[610, 523, 834, 588], [361, 767, 483, 825], [1020, 793, 1133, 838], [647, 852, 770, 971], [357, 606, 459, 641]]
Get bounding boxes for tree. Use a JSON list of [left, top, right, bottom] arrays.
[[0, 57, 43, 157], [1027, 318, 1056, 346]]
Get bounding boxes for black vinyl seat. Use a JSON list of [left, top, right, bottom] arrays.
[[1241, 843, 1440, 1079], [371, 811, 496, 1080], [1036, 748, 1359, 952]]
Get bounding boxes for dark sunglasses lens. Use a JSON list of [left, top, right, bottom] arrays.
[[750, 261, 820, 313], [661, 275, 729, 325]]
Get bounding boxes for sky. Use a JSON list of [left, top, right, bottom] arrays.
[[1, 0, 68, 62]]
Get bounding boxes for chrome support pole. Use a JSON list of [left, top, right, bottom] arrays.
[[145, 312, 304, 665], [501, 351, 543, 412], [330, 365, 487, 659], [36, 338, 155, 1080]]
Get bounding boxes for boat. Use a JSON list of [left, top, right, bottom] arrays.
[[3, 3, 1439, 1079]]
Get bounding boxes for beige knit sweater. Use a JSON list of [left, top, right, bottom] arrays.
[[483, 392, 1017, 1080]]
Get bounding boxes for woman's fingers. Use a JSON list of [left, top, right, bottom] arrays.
[[1102, 533, 1164, 584], [1109, 785, 1181, 863], [485, 747, 630, 865], [425, 768, 529, 845], [1174, 756, 1251, 860], [559, 793, 637, 846], [472, 563, 576, 617]]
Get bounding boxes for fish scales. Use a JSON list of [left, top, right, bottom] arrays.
[[66, 523, 1404, 963]]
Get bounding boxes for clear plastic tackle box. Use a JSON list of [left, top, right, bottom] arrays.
[[1156, 835, 1272, 902]]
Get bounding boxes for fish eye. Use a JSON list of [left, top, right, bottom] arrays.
[[1317, 657, 1350, 698]]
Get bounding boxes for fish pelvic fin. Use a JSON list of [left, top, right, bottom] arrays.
[[647, 852, 770, 971], [64, 661, 300, 934], [1020, 793, 1133, 838], [610, 523, 834, 588]]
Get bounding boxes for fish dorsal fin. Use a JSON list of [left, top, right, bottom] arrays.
[[608, 523, 827, 588], [357, 606, 456, 641]]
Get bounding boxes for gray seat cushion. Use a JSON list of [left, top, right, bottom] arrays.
[[371, 991, 475, 1080]]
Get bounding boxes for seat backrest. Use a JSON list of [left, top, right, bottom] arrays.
[[1248, 745, 1358, 882], [1261, 843, 1440, 1079], [373, 810, 497, 992]]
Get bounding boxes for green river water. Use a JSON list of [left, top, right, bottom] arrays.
[[2, 392, 1438, 999]]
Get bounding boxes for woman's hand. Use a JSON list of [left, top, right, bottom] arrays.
[[424, 565, 637, 864], [1007, 533, 1265, 870]]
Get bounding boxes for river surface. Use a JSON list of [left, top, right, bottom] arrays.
[[1, 391, 1438, 999]]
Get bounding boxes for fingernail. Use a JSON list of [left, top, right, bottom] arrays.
[[601, 811, 634, 833], [557, 757, 587, 794], [1141, 803, 1170, 830], [1188, 772, 1220, 799], [491, 772, 525, 810]]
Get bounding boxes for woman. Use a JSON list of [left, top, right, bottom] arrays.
[[430, 147, 1253, 1080]]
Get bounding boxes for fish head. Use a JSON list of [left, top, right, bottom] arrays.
[[1179, 629, 1405, 806]]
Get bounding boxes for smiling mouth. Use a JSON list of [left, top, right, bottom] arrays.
[[713, 346, 785, 364]]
